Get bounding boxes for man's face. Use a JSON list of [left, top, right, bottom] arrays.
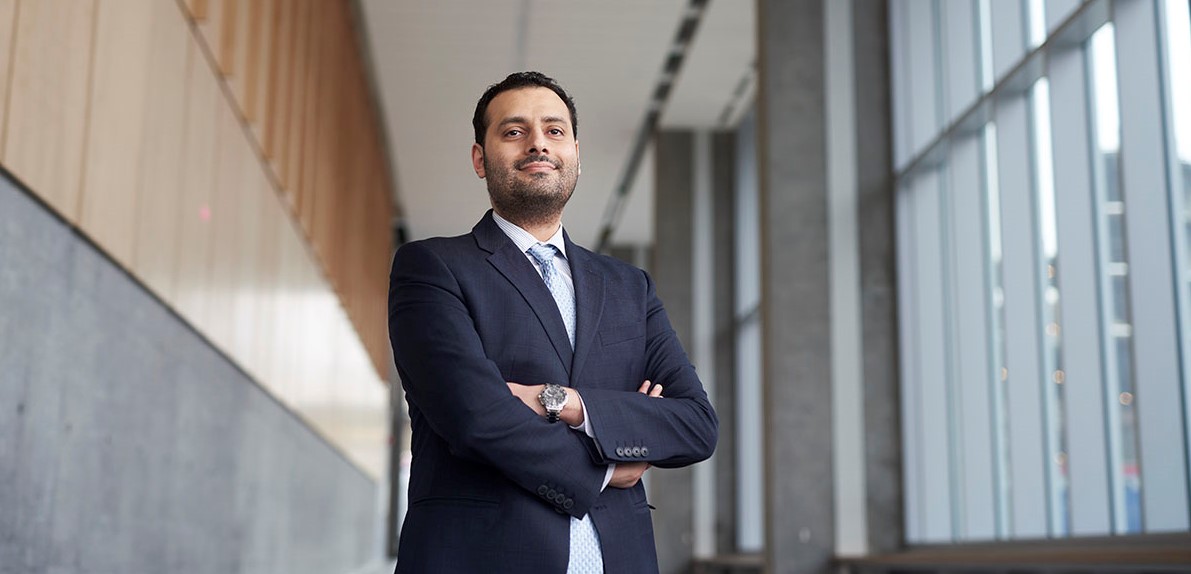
[[471, 87, 580, 226]]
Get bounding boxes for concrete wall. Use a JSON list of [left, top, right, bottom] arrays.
[[711, 131, 739, 555], [650, 128, 743, 568], [852, 0, 902, 556], [753, 0, 899, 570], [757, 1, 835, 571], [651, 130, 697, 574], [0, 171, 378, 574]]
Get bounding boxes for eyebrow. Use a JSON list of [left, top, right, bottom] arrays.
[[496, 116, 569, 129]]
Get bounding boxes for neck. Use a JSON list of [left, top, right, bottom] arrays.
[[494, 209, 562, 242]]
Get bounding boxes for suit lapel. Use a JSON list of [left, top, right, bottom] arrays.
[[566, 235, 605, 387], [474, 212, 574, 373]]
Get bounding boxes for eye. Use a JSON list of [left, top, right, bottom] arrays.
[[548, 128, 564, 136], [505, 129, 523, 137]]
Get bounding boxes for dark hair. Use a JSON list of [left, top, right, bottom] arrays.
[[472, 71, 578, 146]]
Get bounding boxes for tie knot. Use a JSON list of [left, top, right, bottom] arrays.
[[528, 243, 558, 266]]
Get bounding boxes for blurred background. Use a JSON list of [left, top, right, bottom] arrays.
[[2, 0, 1191, 572]]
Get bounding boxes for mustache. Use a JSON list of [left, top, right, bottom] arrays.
[[515, 155, 561, 170]]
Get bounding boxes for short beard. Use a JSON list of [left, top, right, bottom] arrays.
[[485, 155, 578, 228]]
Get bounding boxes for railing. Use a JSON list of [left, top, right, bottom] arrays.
[[839, 535, 1191, 574]]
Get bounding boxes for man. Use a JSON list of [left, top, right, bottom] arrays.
[[388, 71, 717, 573]]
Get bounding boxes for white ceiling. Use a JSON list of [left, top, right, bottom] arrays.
[[359, 0, 755, 247], [662, 0, 755, 128]]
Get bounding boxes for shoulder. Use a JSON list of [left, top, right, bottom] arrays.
[[399, 232, 475, 254], [391, 233, 482, 275], [569, 244, 651, 286], [396, 227, 487, 258]]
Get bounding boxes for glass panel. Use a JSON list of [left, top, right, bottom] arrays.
[[982, 120, 1012, 539], [979, 0, 995, 91], [1086, 23, 1143, 534], [733, 109, 764, 551], [1162, 0, 1191, 493], [1029, 76, 1068, 536], [940, 163, 966, 540], [1028, 0, 1047, 48]]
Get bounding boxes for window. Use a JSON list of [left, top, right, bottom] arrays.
[[1163, 0, 1191, 488], [982, 120, 1012, 539], [1029, 75, 1067, 536], [890, 0, 1191, 542], [1086, 23, 1142, 534]]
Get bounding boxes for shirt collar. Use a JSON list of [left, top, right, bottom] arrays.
[[492, 210, 568, 260]]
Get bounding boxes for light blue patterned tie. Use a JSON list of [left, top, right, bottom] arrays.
[[526, 243, 603, 574], [527, 244, 576, 347]]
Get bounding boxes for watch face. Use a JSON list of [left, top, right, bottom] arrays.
[[541, 385, 567, 410]]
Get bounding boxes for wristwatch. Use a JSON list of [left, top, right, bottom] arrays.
[[538, 384, 568, 423]]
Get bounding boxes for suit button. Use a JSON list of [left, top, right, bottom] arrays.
[[538, 485, 549, 496], [641, 447, 649, 457], [631, 447, 642, 457], [615, 447, 625, 457], [563, 499, 574, 510], [548, 489, 557, 500], [555, 492, 566, 503]]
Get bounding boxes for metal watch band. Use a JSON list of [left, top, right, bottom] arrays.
[[540, 383, 565, 423]]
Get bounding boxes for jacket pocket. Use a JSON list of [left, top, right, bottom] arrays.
[[410, 495, 500, 509], [600, 322, 644, 346]]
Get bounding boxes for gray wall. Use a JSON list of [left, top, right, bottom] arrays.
[[711, 130, 738, 555], [852, 0, 902, 556], [0, 170, 378, 574], [650, 130, 697, 574], [757, 0, 835, 571], [754, 0, 900, 570]]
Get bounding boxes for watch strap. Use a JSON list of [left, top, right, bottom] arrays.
[[540, 383, 566, 424]]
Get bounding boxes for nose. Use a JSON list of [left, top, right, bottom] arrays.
[[528, 130, 549, 155]]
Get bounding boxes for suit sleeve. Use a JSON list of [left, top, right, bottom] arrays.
[[389, 241, 606, 518], [579, 270, 719, 469]]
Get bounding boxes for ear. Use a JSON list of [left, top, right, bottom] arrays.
[[574, 140, 581, 175], [471, 143, 486, 178]]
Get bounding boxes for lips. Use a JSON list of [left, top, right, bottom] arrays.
[[516, 156, 560, 171], [520, 163, 556, 173]]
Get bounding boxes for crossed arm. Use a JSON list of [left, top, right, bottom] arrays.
[[506, 380, 663, 488], [390, 241, 717, 516]]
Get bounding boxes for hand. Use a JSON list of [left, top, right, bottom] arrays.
[[609, 461, 650, 488], [506, 382, 546, 417], [637, 380, 663, 397]]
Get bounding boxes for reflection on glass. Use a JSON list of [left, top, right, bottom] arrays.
[[982, 121, 1012, 539], [1162, 0, 1191, 494], [1030, 77, 1068, 536], [1028, 0, 1047, 48], [1165, 0, 1191, 166], [979, 0, 995, 91], [1087, 23, 1142, 534]]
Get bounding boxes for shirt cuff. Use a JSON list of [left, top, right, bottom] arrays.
[[568, 393, 596, 438], [569, 393, 613, 491]]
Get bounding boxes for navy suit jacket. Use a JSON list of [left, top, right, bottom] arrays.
[[388, 211, 718, 573]]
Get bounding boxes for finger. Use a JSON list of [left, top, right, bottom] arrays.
[[649, 384, 663, 397], [638, 380, 650, 394]]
